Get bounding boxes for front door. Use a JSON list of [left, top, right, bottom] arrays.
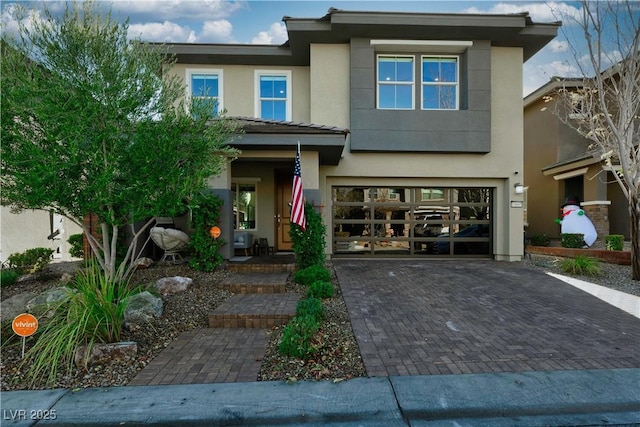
[[275, 170, 293, 251]]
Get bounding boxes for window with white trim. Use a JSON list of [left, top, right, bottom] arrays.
[[187, 69, 223, 117], [377, 55, 414, 109], [421, 56, 458, 110], [255, 71, 291, 121]]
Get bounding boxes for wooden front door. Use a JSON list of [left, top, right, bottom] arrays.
[[275, 170, 293, 251]]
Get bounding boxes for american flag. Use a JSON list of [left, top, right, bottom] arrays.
[[291, 144, 306, 231]]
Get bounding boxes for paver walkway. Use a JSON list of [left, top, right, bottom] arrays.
[[130, 257, 296, 386], [334, 259, 640, 377]]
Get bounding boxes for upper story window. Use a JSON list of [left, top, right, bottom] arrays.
[[255, 70, 291, 121], [187, 69, 223, 117], [422, 56, 458, 110], [377, 55, 414, 109]]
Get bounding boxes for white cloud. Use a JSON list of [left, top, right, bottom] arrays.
[[463, 2, 580, 23], [112, 0, 247, 22], [128, 21, 196, 43], [548, 39, 569, 53], [198, 19, 235, 43], [1, 3, 45, 40], [251, 22, 287, 45]]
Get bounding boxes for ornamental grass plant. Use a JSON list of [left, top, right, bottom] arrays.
[[560, 254, 602, 277], [21, 262, 141, 386]]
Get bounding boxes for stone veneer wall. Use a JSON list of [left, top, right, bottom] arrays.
[[581, 202, 610, 249]]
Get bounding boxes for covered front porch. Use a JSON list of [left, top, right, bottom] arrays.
[[209, 117, 348, 260]]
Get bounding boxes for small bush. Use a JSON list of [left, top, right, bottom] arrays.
[[6, 247, 54, 274], [290, 202, 326, 269], [294, 264, 331, 287], [308, 280, 334, 299], [561, 233, 584, 249], [1, 269, 21, 287], [530, 234, 550, 247], [296, 297, 324, 322], [560, 255, 601, 277], [605, 234, 624, 251], [68, 233, 84, 258], [278, 315, 320, 359]]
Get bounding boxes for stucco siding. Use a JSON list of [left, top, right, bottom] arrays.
[[1, 207, 82, 263]]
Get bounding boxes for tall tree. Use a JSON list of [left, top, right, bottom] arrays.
[[548, 1, 639, 280], [1, 2, 237, 282]]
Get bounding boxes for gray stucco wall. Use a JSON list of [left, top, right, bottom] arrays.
[[349, 38, 491, 153]]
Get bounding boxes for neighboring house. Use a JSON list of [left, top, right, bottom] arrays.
[[162, 8, 559, 260], [523, 78, 630, 245], [0, 207, 82, 263]]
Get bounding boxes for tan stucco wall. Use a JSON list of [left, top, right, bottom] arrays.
[[167, 64, 311, 122], [310, 44, 350, 128], [316, 46, 525, 260], [1, 207, 83, 263]]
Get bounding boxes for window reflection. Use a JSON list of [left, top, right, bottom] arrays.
[[333, 186, 491, 256], [233, 183, 256, 230]]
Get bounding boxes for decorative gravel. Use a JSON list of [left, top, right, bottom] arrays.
[[2, 255, 636, 391], [523, 254, 640, 296]]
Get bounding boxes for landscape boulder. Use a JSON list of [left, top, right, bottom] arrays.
[[124, 291, 163, 325], [26, 287, 73, 317], [0, 292, 38, 323], [74, 341, 138, 369], [154, 276, 193, 295]]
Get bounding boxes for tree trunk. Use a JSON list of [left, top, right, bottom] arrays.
[[631, 193, 640, 281]]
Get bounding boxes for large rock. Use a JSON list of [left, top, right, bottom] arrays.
[[0, 292, 38, 323], [154, 276, 193, 295], [74, 341, 137, 369], [124, 291, 163, 325], [26, 287, 73, 317]]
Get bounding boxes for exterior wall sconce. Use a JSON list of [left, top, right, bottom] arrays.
[[514, 183, 524, 194]]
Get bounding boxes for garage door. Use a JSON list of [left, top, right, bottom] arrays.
[[332, 187, 492, 256]]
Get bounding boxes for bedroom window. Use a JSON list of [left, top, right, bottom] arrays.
[[187, 69, 223, 117], [421, 56, 458, 110], [255, 71, 291, 121], [377, 55, 414, 109]]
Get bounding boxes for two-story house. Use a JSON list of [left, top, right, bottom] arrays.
[[165, 8, 559, 261], [523, 77, 631, 245]]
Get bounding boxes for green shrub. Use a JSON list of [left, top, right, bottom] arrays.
[[6, 247, 54, 274], [605, 234, 624, 251], [308, 280, 334, 299], [560, 255, 601, 277], [68, 233, 84, 258], [561, 233, 584, 249], [1, 269, 21, 287], [294, 264, 331, 287], [189, 191, 224, 272], [296, 297, 324, 322], [278, 315, 320, 359], [290, 202, 326, 269], [530, 234, 550, 247], [22, 262, 141, 385]]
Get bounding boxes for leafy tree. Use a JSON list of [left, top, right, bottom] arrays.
[[1, 2, 237, 282], [547, 1, 639, 280]]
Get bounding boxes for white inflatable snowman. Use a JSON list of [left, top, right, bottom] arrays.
[[555, 196, 597, 247]]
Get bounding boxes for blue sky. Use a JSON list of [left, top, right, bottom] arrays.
[[0, 1, 606, 95]]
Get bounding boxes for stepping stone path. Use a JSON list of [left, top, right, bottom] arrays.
[[130, 262, 298, 386]]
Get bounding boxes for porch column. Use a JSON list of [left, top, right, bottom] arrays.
[[207, 160, 233, 260], [300, 151, 321, 207], [581, 200, 611, 249]]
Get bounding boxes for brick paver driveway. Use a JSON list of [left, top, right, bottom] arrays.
[[333, 259, 640, 377]]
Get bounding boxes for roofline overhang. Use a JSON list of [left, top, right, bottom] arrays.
[[231, 134, 346, 166], [161, 9, 560, 66]]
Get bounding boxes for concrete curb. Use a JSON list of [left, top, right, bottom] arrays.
[[2, 369, 639, 426]]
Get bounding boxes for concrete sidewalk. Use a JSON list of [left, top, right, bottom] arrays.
[[2, 368, 639, 426]]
